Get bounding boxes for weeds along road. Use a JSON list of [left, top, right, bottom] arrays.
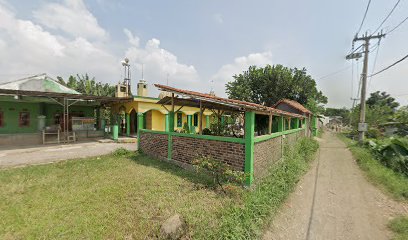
[[263, 132, 408, 240]]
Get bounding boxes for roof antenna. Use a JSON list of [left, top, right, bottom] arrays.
[[141, 64, 144, 80]]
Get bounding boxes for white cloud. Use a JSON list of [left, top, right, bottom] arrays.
[[123, 29, 200, 96], [211, 51, 273, 96], [213, 13, 224, 24], [33, 0, 107, 40]]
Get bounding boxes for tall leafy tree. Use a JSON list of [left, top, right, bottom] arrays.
[[225, 65, 327, 113], [57, 74, 116, 97], [366, 91, 399, 111]]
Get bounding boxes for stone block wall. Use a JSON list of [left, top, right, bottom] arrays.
[[172, 136, 245, 171], [139, 132, 168, 160], [254, 136, 282, 179]]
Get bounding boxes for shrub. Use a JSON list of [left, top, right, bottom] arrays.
[[192, 156, 247, 193], [202, 128, 211, 135], [112, 147, 133, 157], [182, 122, 190, 133]]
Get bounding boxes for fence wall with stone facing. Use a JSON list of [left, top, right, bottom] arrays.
[[139, 132, 168, 160]]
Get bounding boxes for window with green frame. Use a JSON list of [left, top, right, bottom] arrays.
[[193, 113, 198, 127], [177, 112, 182, 127]]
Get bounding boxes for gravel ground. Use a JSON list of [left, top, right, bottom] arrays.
[[263, 132, 408, 240]]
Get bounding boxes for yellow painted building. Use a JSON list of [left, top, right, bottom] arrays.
[[111, 95, 213, 136]]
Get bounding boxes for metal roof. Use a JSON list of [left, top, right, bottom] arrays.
[[0, 73, 80, 94], [0, 88, 132, 104], [154, 84, 304, 118]]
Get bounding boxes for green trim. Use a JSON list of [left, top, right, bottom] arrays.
[[169, 111, 175, 132], [254, 132, 282, 143], [139, 129, 245, 144], [244, 111, 255, 185], [278, 116, 284, 132], [112, 125, 118, 141], [132, 96, 161, 101], [187, 115, 192, 133], [165, 114, 169, 132], [282, 128, 304, 135], [206, 115, 210, 128]]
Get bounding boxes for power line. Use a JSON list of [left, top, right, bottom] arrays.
[[369, 52, 408, 77], [356, 0, 372, 35], [368, 39, 381, 88], [372, 0, 401, 34], [317, 65, 353, 80], [387, 15, 408, 34]]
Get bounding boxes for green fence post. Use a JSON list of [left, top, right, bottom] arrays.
[[169, 111, 175, 132], [137, 113, 144, 150], [244, 111, 255, 185]]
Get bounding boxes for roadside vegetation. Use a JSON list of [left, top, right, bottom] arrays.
[[206, 137, 319, 239], [338, 134, 408, 200], [388, 216, 408, 240]]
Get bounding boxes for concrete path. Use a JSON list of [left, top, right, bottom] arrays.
[[263, 132, 408, 240], [0, 141, 137, 168]]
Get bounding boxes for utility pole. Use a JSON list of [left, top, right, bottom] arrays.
[[347, 31, 385, 143]]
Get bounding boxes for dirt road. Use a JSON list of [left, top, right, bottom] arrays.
[[263, 132, 407, 240]]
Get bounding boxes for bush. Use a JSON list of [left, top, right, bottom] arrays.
[[192, 156, 247, 193], [202, 128, 211, 135], [112, 147, 133, 157]]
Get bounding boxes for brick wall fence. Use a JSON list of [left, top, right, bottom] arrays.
[[254, 129, 305, 179], [172, 136, 245, 171], [139, 132, 168, 160], [139, 128, 306, 182]]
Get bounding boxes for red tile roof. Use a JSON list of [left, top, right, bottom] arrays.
[[273, 99, 312, 115], [155, 84, 304, 118]]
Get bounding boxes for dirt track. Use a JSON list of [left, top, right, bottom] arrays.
[[263, 132, 407, 240]]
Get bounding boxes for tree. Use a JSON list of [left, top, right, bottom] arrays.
[[395, 106, 408, 124], [57, 74, 116, 97], [324, 107, 351, 125], [225, 65, 327, 113], [366, 91, 399, 111]]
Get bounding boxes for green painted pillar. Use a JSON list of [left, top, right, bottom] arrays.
[[244, 111, 255, 185], [168, 111, 175, 132], [206, 115, 210, 128], [278, 116, 284, 132], [137, 113, 144, 149], [187, 115, 192, 133], [112, 124, 118, 141], [101, 119, 106, 131], [126, 113, 130, 136], [295, 118, 299, 129], [221, 116, 225, 125], [165, 114, 170, 132]]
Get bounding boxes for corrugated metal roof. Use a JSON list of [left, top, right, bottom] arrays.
[[154, 84, 304, 118], [273, 98, 312, 115], [0, 73, 79, 94]]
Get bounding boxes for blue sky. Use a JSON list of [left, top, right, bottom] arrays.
[[0, 0, 407, 107]]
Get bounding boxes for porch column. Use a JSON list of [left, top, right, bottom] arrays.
[[137, 112, 144, 150], [165, 114, 170, 132], [168, 112, 175, 132], [268, 114, 273, 134], [206, 115, 210, 128], [221, 116, 225, 125], [278, 115, 284, 132], [96, 108, 101, 130], [126, 113, 130, 136], [187, 115, 193, 133], [244, 111, 255, 185], [288, 118, 291, 130]]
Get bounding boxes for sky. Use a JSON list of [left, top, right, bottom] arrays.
[[0, 0, 407, 108]]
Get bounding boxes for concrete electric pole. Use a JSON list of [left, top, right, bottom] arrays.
[[346, 31, 385, 143]]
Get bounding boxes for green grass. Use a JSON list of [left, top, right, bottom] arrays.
[[389, 216, 408, 240], [0, 150, 234, 239], [337, 134, 408, 200], [205, 137, 319, 239]]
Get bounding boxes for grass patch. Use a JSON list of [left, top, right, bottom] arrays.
[[389, 216, 408, 240], [204, 137, 319, 239], [337, 134, 408, 200], [0, 151, 234, 239]]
